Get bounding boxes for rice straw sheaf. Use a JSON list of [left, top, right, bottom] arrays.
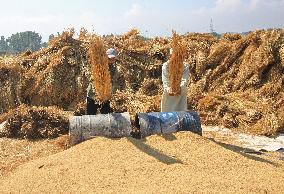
[[169, 31, 187, 93], [88, 36, 112, 102]]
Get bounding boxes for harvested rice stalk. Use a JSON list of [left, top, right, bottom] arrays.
[[88, 36, 112, 102], [123, 28, 140, 38], [79, 28, 88, 40], [169, 31, 187, 93]]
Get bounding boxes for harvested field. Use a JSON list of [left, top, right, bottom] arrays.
[[1, 132, 284, 193]]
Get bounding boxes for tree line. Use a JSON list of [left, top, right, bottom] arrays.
[[0, 31, 53, 55]]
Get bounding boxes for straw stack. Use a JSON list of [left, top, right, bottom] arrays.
[[0, 105, 69, 139], [88, 36, 112, 102]]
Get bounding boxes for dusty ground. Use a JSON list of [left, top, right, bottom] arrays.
[[1, 132, 284, 194]]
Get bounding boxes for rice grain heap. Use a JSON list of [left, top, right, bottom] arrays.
[[169, 31, 187, 93], [88, 36, 112, 102]]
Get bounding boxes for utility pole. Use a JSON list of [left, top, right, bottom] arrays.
[[210, 18, 215, 33]]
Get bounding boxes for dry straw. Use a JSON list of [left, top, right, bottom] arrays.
[[79, 28, 88, 40], [0, 28, 283, 137], [169, 31, 187, 93], [88, 36, 112, 102], [0, 105, 70, 139]]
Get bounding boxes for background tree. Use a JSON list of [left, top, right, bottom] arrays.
[[49, 34, 55, 41], [6, 31, 42, 54], [0, 36, 8, 55]]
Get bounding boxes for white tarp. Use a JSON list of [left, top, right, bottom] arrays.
[[203, 125, 284, 152]]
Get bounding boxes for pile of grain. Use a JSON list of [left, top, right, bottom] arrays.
[[1, 132, 284, 193], [0, 137, 68, 177]]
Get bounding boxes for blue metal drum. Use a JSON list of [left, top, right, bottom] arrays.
[[135, 111, 202, 137]]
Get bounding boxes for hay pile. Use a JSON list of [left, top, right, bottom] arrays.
[[112, 90, 161, 116], [0, 63, 22, 114], [197, 93, 284, 135], [188, 29, 284, 135], [0, 30, 91, 114], [138, 78, 162, 96], [88, 36, 112, 102], [0, 28, 283, 137], [0, 105, 70, 139], [105, 29, 167, 91], [181, 33, 218, 78], [0, 29, 166, 112], [19, 30, 89, 110]]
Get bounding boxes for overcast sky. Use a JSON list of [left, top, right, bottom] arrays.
[[0, 0, 283, 41]]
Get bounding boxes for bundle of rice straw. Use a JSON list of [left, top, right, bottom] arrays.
[[88, 36, 112, 102], [169, 31, 187, 93]]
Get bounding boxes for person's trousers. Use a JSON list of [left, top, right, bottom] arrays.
[[86, 97, 113, 115]]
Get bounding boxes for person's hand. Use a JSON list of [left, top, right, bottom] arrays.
[[176, 87, 181, 95]]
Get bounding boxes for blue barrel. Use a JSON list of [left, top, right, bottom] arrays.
[[69, 112, 132, 145], [135, 111, 202, 137]]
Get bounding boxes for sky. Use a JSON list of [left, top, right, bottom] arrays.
[[0, 0, 283, 41]]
